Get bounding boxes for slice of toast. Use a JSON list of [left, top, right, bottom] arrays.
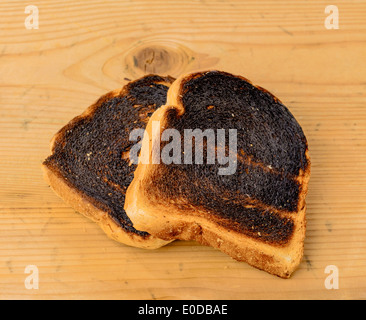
[[125, 70, 311, 277], [43, 75, 175, 249]]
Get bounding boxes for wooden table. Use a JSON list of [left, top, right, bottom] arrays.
[[1, 0, 365, 300]]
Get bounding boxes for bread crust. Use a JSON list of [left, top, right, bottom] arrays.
[[43, 77, 174, 249], [125, 70, 311, 277]]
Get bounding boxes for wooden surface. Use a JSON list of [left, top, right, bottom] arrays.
[[1, 0, 365, 300]]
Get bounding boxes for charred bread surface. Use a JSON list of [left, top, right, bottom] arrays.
[[43, 75, 175, 249], [125, 71, 311, 276]]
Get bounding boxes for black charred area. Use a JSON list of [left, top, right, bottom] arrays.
[[156, 71, 308, 244], [149, 165, 295, 245], [214, 200, 295, 245], [44, 75, 174, 236], [178, 71, 309, 176]]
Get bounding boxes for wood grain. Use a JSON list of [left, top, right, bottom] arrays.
[[0, 0, 365, 299]]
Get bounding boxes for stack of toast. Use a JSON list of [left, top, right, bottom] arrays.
[[43, 70, 310, 278]]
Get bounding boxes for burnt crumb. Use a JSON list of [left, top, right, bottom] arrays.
[[304, 255, 312, 270], [44, 75, 174, 236], [325, 221, 332, 232]]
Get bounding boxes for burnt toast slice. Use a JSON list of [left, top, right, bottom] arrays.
[[43, 75, 175, 249], [125, 71, 311, 277]]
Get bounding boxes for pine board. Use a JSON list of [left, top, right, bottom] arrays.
[[0, 0, 365, 299]]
